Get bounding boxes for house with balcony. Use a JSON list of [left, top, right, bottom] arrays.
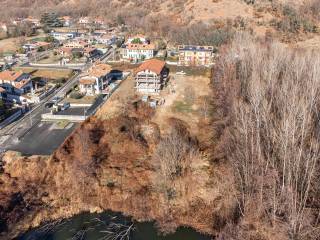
[[178, 45, 214, 66], [0, 70, 32, 95], [79, 63, 112, 95], [135, 59, 168, 94]]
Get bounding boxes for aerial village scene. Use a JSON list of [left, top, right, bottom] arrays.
[[0, 14, 214, 155]]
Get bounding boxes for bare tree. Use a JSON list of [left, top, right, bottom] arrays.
[[214, 32, 320, 239]]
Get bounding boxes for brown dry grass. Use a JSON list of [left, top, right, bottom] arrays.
[[15, 68, 74, 80]]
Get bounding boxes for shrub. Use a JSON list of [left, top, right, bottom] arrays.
[[69, 91, 83, 99]]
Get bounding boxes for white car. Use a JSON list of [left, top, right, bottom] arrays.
[[176, 71, 186, 75]]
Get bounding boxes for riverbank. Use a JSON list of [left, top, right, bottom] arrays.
[[19, 211, 212, 240]]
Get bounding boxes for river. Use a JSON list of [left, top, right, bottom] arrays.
[[18, 211, 212, 240]]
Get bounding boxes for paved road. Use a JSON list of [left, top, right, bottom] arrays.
[[0, 48, 115, 146]]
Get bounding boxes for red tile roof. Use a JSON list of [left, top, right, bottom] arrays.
[[0, 70, 24, 82], [135, 59, 166, 75], [79, 78, 96, 85], [15, 79, 31, 89], [127, 43, 155, 50]]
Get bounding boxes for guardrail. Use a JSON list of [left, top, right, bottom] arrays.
[[0, 109, 23, 130]]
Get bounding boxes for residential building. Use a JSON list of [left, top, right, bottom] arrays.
[[23, 17, 41, 27], [50, 31, 78, 41], [22, 42, 52, 52], [0, 22, 7, 32], [0, 87, 7, 101], [94, 18, 105, 26], [58, 46, 98, 59], [121, 43, 155, 61], [83, 47, 99, 58], [0, 70, 32, 95], [79, 63, 112, 95], [135, 59, 168, 94], [60, 16, 73, 27], [58, 47, 74, 58], [79, 17, 92, 25], [126, 35, 148, 44], [95, 34, 116, 45], [64, 40, 89, 49], [178, 45, 214, 66]]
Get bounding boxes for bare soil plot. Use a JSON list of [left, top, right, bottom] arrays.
[[0, 33, 48, 53], [95, 73, 135, 119], [152, 70, 212, 137]]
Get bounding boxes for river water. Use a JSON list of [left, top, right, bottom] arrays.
[[18, 211, 212, 240]]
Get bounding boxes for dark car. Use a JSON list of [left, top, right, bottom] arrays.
[[45, 102, 54, 109]]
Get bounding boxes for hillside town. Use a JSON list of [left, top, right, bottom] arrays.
[[2, 1, 320, 240], [0, 14, 215, 155]]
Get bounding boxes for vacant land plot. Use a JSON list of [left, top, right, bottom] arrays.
[[96, 65, 212, 143], [65, 95, 97, 105], [152, 70, 212, 138], [15, 67, 74, 80], [0, 33, 47, 53], [37, 54, 61, 64], [96, 74, 135, 119]]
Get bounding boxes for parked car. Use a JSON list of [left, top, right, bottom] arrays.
[[61, 102, 70, 111], [45, 102, 54, 109], [52, 96, 62, 103]]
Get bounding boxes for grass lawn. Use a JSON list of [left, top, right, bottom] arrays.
[[37, 55, 61, 64], [172, 100, 194, 113], [29, 37, 47, 42], [66, 95, 97, 104], [169, 65, 212, 77]]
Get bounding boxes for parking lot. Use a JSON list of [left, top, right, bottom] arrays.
[[6, 121, 77, 155]]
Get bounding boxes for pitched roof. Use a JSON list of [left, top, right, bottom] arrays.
[[79, 78, 96, 85], [34, 41, 51, 47], [135, 59, 166, 75], [127, 43, 155, 50], [15, 79, 31, 89], [87, 63, 112, 78], [0, 70, 24, 82], [84, 47, 96, 54]]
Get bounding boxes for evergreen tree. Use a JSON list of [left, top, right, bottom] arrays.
[[41, 13, 63, 28]]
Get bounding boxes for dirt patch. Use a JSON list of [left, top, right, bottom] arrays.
[[96, 72, 136, 119], [152, 71, 212, 140]]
